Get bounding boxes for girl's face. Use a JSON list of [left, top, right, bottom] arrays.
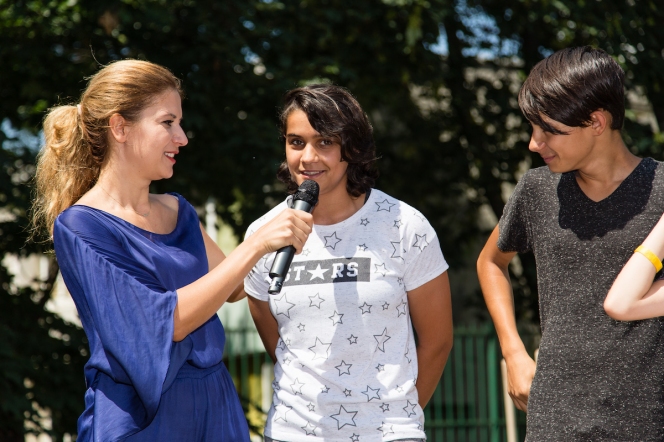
[[123, 89, 188, 180], [285, 109, 348, 199]]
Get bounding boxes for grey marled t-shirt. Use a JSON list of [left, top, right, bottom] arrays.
[[498, 158, 664, 441]]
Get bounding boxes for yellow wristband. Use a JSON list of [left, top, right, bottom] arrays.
[[634, 245, 663, 272]]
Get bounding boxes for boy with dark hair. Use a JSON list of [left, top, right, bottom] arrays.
[[477, 46, 664, 440]]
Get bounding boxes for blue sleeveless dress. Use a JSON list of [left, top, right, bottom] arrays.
[[53, 194, 250, 442]]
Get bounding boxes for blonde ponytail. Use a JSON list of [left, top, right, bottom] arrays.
[[32, 105, 100, 237], [31, 60, 182, 238]]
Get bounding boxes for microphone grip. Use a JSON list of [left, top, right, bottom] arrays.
[[268, 245, 296, 294], [267, 199, 314, 294]]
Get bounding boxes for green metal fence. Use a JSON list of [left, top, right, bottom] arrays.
[[224, 325, 526, 441]]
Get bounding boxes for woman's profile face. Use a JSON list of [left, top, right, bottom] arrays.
[[122, 89, 188, 181], [285, 109, 348, 198]]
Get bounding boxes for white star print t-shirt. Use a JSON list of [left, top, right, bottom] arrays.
[[244, 189, 448, 441]]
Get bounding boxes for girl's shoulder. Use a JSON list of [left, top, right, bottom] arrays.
[[368, 188, 426, 223], [245, 199, 290, 238]]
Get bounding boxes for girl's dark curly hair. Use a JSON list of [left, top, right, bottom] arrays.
[[276, 84, 379, 197]]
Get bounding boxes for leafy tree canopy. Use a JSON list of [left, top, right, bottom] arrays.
[[1, 0, 662, 438]]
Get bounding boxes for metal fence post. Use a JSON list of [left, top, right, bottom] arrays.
[[487, 336, 501, 442], [501, 359, 518, 442]]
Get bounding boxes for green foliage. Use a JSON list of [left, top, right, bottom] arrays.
[[477, 0, 664, 123], [0, 264, 88, 442], [0, 142, 87, 440], [1, 0, 663, 438]]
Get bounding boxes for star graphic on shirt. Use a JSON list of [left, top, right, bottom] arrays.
[[307, 402, 316, 412], [360, 218, 370, 226], [298, 323, 305, 332], [282, 356, 291, 365], [274, 402, 292, 422], [397, 277, 404, 286], [330, 405, 358, 429], [380, 403, 390, 412], [308, 263, 329, 281], [262, 257, 271, 273], [376, 363, 384, 372], [324, 232, 342, 249], [418, 423, 423, 431], [359, 302, 372, 314], [374, 263, 387, 276], [394, 219, 402, 228], [336, 360, 352, 376], [361, 385, 381, 402], [396, 301, 408, 317], [309, 293, 325, 308], [309, 337, 332, 360], [329, 310, 344, 325], [301, 248, 311, 256], [357, 243, 368, 252], [344, 388, 352, 397], [348, 334, 358, 344], [413, 233, 429, 251], [301, 422, 318, 436], [390, 240, 406, 260], [285, 338, 291, 346], [377, 422, 395, 437], [321, 385, 330, 393], [403, 400, 418, 417], [350, 434, 360, 442], [405, 347, 411, 363], [382, 302, 389, 310], [274, 293, 295, 318], [374, 328, 391, 352], [290, 378, 305, 395], [272, 380, 280, 391], [396, 384, 404, 393], [277, 338, 287, 351], [376, 199, 396, 212]]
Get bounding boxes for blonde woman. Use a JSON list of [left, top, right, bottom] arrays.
[[33, 60, 312, 441]]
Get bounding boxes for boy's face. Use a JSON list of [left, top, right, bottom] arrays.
[[528, 114, 597, 173]]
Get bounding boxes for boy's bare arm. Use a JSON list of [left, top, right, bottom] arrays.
[[477, 225, 536, 412]]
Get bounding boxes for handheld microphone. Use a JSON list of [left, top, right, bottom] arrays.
[[268, 180, 319, 294]]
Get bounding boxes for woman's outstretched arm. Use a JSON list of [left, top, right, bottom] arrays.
[[199, 224, 245, 303], [604, 213, 664, 321], [173, 208, 312, 341]]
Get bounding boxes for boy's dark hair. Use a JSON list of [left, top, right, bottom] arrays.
[[518, 46, 625, 134], [277, 84, 379, 197]]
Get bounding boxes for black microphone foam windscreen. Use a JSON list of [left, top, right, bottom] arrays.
[[294, 180, 319, 206]]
